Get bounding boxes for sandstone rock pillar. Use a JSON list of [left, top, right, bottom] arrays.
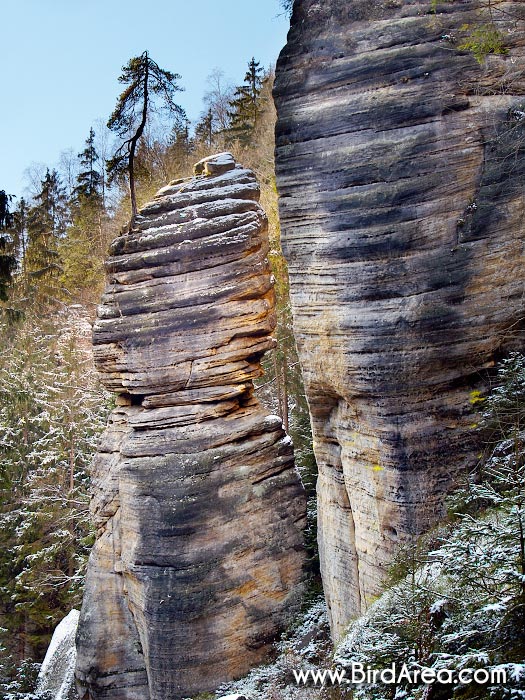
[[274, 0, 525, 639], [75, 153, 306, 699]]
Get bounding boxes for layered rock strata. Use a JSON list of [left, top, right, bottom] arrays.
[[274, 0, 525, 639], [75, 154, 306, 700]]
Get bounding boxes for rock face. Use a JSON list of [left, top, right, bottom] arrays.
[[274, 1, 525, 640], [75, 154, 306, 700]]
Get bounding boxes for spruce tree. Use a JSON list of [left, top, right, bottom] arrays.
[[227, 58, 264, 144], [10, 198, 28, 265], [0, 191, 13, 230], [72, 127, 102, 204], [25, 170, 67, 309], [195, 108, 214, 148], [106, 51, 186, 222], [0, 191, 17, 302], [59, 128, 108, 302], [162, 119, 193, 178], [2, 198, 30, 320]]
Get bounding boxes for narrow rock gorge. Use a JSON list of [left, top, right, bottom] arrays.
[[75, 154, 306, 700], [274, 0, 525, 639]]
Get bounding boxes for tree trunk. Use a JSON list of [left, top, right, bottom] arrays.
[[69, 436, 75, 492], [274, 350, 283, 418], [129, 154, 137, 221], [128, 55, 150, 224], [282, 347, 289, 433]]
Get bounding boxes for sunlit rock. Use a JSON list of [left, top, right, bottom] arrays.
[[75, 155, 306, 699], [274, 0, 525, 639]]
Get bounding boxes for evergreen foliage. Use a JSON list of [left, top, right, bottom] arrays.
[[161, 120, 193, 179], [458, 23, 507, 63], [0, 315, 110, 680], [195, 108, 214, 148], [431, 1, 510, 64], [227, 58, 265, 144], [106, 51, 186, 221], [0, 191, 14, 230], [59, 129, 107, 302], [9, 198, 28, 266], [58, 201, 105, 303], [71, 128, 102, 205], [24, 171, 68, 310], [0, 191, 17, 303]]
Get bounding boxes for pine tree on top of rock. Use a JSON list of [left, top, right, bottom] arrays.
[[106, 51, 186, 224]]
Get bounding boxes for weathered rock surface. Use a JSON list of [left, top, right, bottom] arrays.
[[75, 154, 306, 699], [274, 1, 525, 640]]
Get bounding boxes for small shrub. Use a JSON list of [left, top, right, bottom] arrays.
[[458, 23, 507, 63]]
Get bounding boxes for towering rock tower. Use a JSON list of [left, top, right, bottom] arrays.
[[75, 154, 305, 699], [274, 0, 525, 639]]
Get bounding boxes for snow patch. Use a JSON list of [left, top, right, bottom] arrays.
[[36, 609, 79, 700], [263, 415, 284, 430], [429, 598, 448, 615]]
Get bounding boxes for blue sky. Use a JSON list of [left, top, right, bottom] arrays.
[[0, 1, 290, 199]]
